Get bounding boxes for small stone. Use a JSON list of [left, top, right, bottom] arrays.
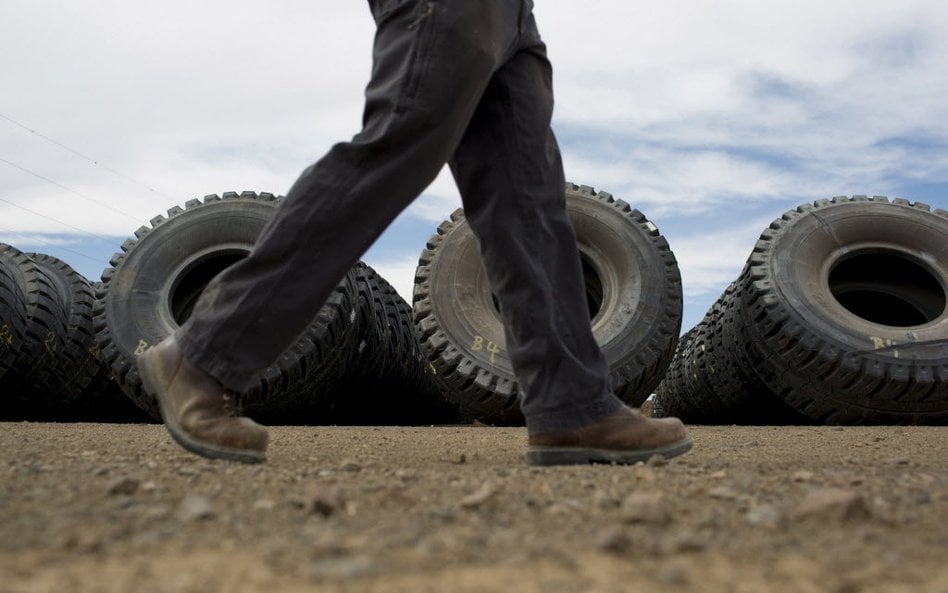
[[707, 486, 738, 501], [460, 482, 497, 509], [339, 460, 362, 473], [428, 506, 458, 522], [658, 560, 691, 585], [745, 504, 782, 527], [633, 465, 658, 482], [709, 470, 728, 479], [395, 469, 417, 482], [308, 555, 378, 579], [455, 454, 467, 465], [792, 470, 814, 483], [596, 527, 631, 553], [141, 481, 157, 493], [668, 532, 707, 553], [793, 488, 870, 522], [646, 454, 668, 467], [593, 490, 621, 510], [106, 477, 140, 496], [177, 495, 216, 521], [621, 491, 671, 525], [308, 488, 343, 518], [254, 498, 276, 511]]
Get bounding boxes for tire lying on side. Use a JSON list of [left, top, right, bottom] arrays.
[[322, 262, 458, 424], [26, 253, 102, 412], [94, 191, 361, 422], [0, 243, 69, 417], [414, 183, 683, 425], [0, 245, 28, 386], [738, 196, 948, 424], [653, 282, 810, 425]]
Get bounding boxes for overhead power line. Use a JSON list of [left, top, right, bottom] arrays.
[[0, 156, 143, 223], [0, 111, 179, 203]]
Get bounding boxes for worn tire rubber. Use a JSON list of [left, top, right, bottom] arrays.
[[25, 253, 101, 412], [0, 244, 69, 417], [94, 191, 361, 422], [736, 196, 948, 424], [323, 262, 458, 424], [0, 245, 28, 385], [414, 183, 683, 425], [655, 283, 810, 425]]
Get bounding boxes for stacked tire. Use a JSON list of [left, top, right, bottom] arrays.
[[320, 262, 458, 424], [413, 183, 684, 425], [655, 196, 948, 425], [0, 244, 143, 420]]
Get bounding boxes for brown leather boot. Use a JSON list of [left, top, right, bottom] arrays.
[[526, 405, 692, 466], [138, 335, 268, 464]]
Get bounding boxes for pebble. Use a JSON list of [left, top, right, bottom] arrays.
[[793, 488, 870, 522], [745, 504, 782, 527], [460, 483, 497, 509], [621, 491, 671, 525], [339, 460, 362, 473], [254, 498, 276, 511], [658, 560, 692, 585], [308, 555, 378, 579], [596, 527, 631, 553], [177, 495, 216, 521], [308, 488, 344, 518], [792, 470, 814, 483], [707, 486, 738, 501], [106, 477, 140, 496], [646, 454, 668, 467]]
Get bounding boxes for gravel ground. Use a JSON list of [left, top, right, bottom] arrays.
[[1, 422, 946, 593]]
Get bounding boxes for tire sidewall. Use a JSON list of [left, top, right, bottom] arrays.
[[762, 201, 948, 361]]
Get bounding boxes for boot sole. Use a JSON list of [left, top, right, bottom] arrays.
[[138, 348, 266, 465], [525, 437, 693, 466]]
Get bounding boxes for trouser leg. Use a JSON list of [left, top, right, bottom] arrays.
[[449, 37, 624, 435], [177, 1, 519, 391]]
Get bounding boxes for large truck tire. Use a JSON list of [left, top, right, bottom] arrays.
[[322, 262, 459, 424], [737, 196, 948, 424], [414, 183, 683, 425], [0, 244, 69, 417], [26, 253, 101, 411], [93, 191, 361, 422], [654, 283, 810, 425], [0, 245, 28, 385]]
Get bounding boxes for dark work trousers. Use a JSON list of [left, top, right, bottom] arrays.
[[176, 0, 625, 435]]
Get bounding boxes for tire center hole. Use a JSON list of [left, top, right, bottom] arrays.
[[490, 255, 604, 321], [170, 251, 248, 325], [828, 250, 946, 327]]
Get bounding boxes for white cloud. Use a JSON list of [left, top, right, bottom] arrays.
[[1, 0, 947, 325]]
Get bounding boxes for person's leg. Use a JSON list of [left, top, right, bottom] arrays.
[[177, 1, 520, 392], [449, 15, 692, 464], [449, 44, 623, 435], [139, 0, 524, 462]]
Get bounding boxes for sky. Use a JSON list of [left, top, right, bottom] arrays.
[[2, 0, 947, 332]]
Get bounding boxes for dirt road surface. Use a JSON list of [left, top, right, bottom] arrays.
[[1, 422, 946, 593]]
